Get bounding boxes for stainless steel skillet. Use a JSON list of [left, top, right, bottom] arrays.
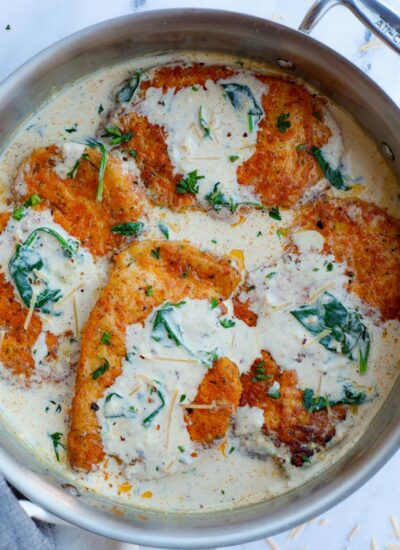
[[0, 1, 399, 547]]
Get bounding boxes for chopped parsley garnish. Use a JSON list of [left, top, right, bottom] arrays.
[[158, 221, 169, 240], [219, 318, 236, 328], [151, 247, 161, 260], [276, 113, 291, 133], [91, 358, 110, 380], [98, 104, 104, 114], [100, 332, 111, 345], [248, 113, 254, 133], [145, 285, 154, 296], [198, 106, 211, 138], [326, 262, 333, 272], [12, 194, 42, 220], [179, 394, 186, 403], [66, 159, 81, 179], [276, 228, 285, 238], [111, 221, 143, 236], [291, 292, 370, 373], [192, 86, 199, 92], [176, 170, 204, 194], [65, 125, 77, 134], [102, 125, 133, 145], [257, 231, 262, 237], [309, 146, 349, 191], [50, 432, 65, 462], [303, 386, 367, 412], [266, 272, 276, 279], [210, 297, 219, 309], [229, 446, 235, 454], [127, 149, 137, 158], [178, 446, 185, 453], [205, 182, 238, 212], [268, 386, 281, 399], [297, 143, 307, 151], [229, 155, 239, 162], [85, 138, 107, 201], [5, 25, 11, 31], [251, 361, 273, 382], [268, 207, 281, 221]]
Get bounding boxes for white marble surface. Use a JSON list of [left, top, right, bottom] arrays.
[[1, 1, 399, 549]]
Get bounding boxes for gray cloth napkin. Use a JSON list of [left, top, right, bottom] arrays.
[[0, 476, 55, 550]]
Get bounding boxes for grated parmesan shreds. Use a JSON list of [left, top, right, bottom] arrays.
[[287, 523, 306, 540], [24, 289, 38, 331], [303, 328, 331, 349], [179, 401, 233, 411], [165, 388, 179, 449], [0, 330, 5, 350], [390, 515, 400, 539], [308, 281, 336, 303], [266, 537, 279, 550], [142, 355, 199, 364], [72, 294, 79, 338], [371, 538, 379, 550], [347, 523, 361, 541], [319, 518, 329, 526], [359, 39, 382, 51]]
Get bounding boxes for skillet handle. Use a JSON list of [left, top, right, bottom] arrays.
[[299, 0, 400, 55]]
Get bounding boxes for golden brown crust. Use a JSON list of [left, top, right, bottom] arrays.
[[68, 240, 241, 471], [15, 145, 147, 256], [237, 76, 331, 207], [117, 65, 332, 210], [291, 197, 400, 320], [240, 351, 346, 466], [185, 357, 242, 445]]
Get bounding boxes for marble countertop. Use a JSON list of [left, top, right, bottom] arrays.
[[1, 1, 399, 549]]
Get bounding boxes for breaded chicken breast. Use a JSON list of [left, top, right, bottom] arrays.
[[240, 351, 346, 466], [291, 198, 400, 320], [237, 75, 332, 207], [14, 144, 147, 256], [185, 357, 242, 445], [68, 240, 241, 471], [114, 64, 332, 209]]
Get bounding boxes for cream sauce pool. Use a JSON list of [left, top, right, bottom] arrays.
[[0, 52, 399, 513]]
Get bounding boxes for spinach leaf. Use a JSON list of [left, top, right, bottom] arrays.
[[303, 386, 367, 412], [85, 138, 107, 201], [198, 106, 211, 138], [111, 221, 143, 236], [142, 386, 165, 427], [117, 69, 144, 103], [152, 305, 183, 346], [310, 146, 349, 191], [205, 182, 238, 212], [221, 83, 263, 125], [291, 292, 370, 373], [9, 227, 78, 312]]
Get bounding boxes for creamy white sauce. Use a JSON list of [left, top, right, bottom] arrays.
[[0, 52, 398, 513]]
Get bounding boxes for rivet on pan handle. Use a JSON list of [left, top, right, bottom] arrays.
[[299, 0, 400, 55]]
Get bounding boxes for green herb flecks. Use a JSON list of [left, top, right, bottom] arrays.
[[158, 221, 169, 240], [100, 332, 112, 346], [146, 285, 154, 296], [111, 221, 144, 236], [105, 392, 122, 403], [12, 194, 42, 221], [219, 318, 236, 329], [151, 247, 161, 260], [266, 272, 276, 279], [91, 358, 110, 380], [65, 125, 77, 134], [291, 292, 370, 373], [310, 146, 349, 191], [9, 227, 77, 312], [251, 361, 273, 382], [142, 386, 165, 428], [205, 182, 268, 214], [98, 104, 104, 114], [268, 385, 281, 399], [303, 386, 367, 413], [176, 170, 204, 195], [198, 106, 211, 138], [179, 394, 186, 403], [117, 69, 146, 103], [276, 113, 291, 133], [50, 432, 65, 462], [178, 445, 185, 453], [229, 155, 239, 162], [268, 207, 281, 221], [102, 125, 133, 146], [210, 297, 219, 309], [86, 138, 107, 201]]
